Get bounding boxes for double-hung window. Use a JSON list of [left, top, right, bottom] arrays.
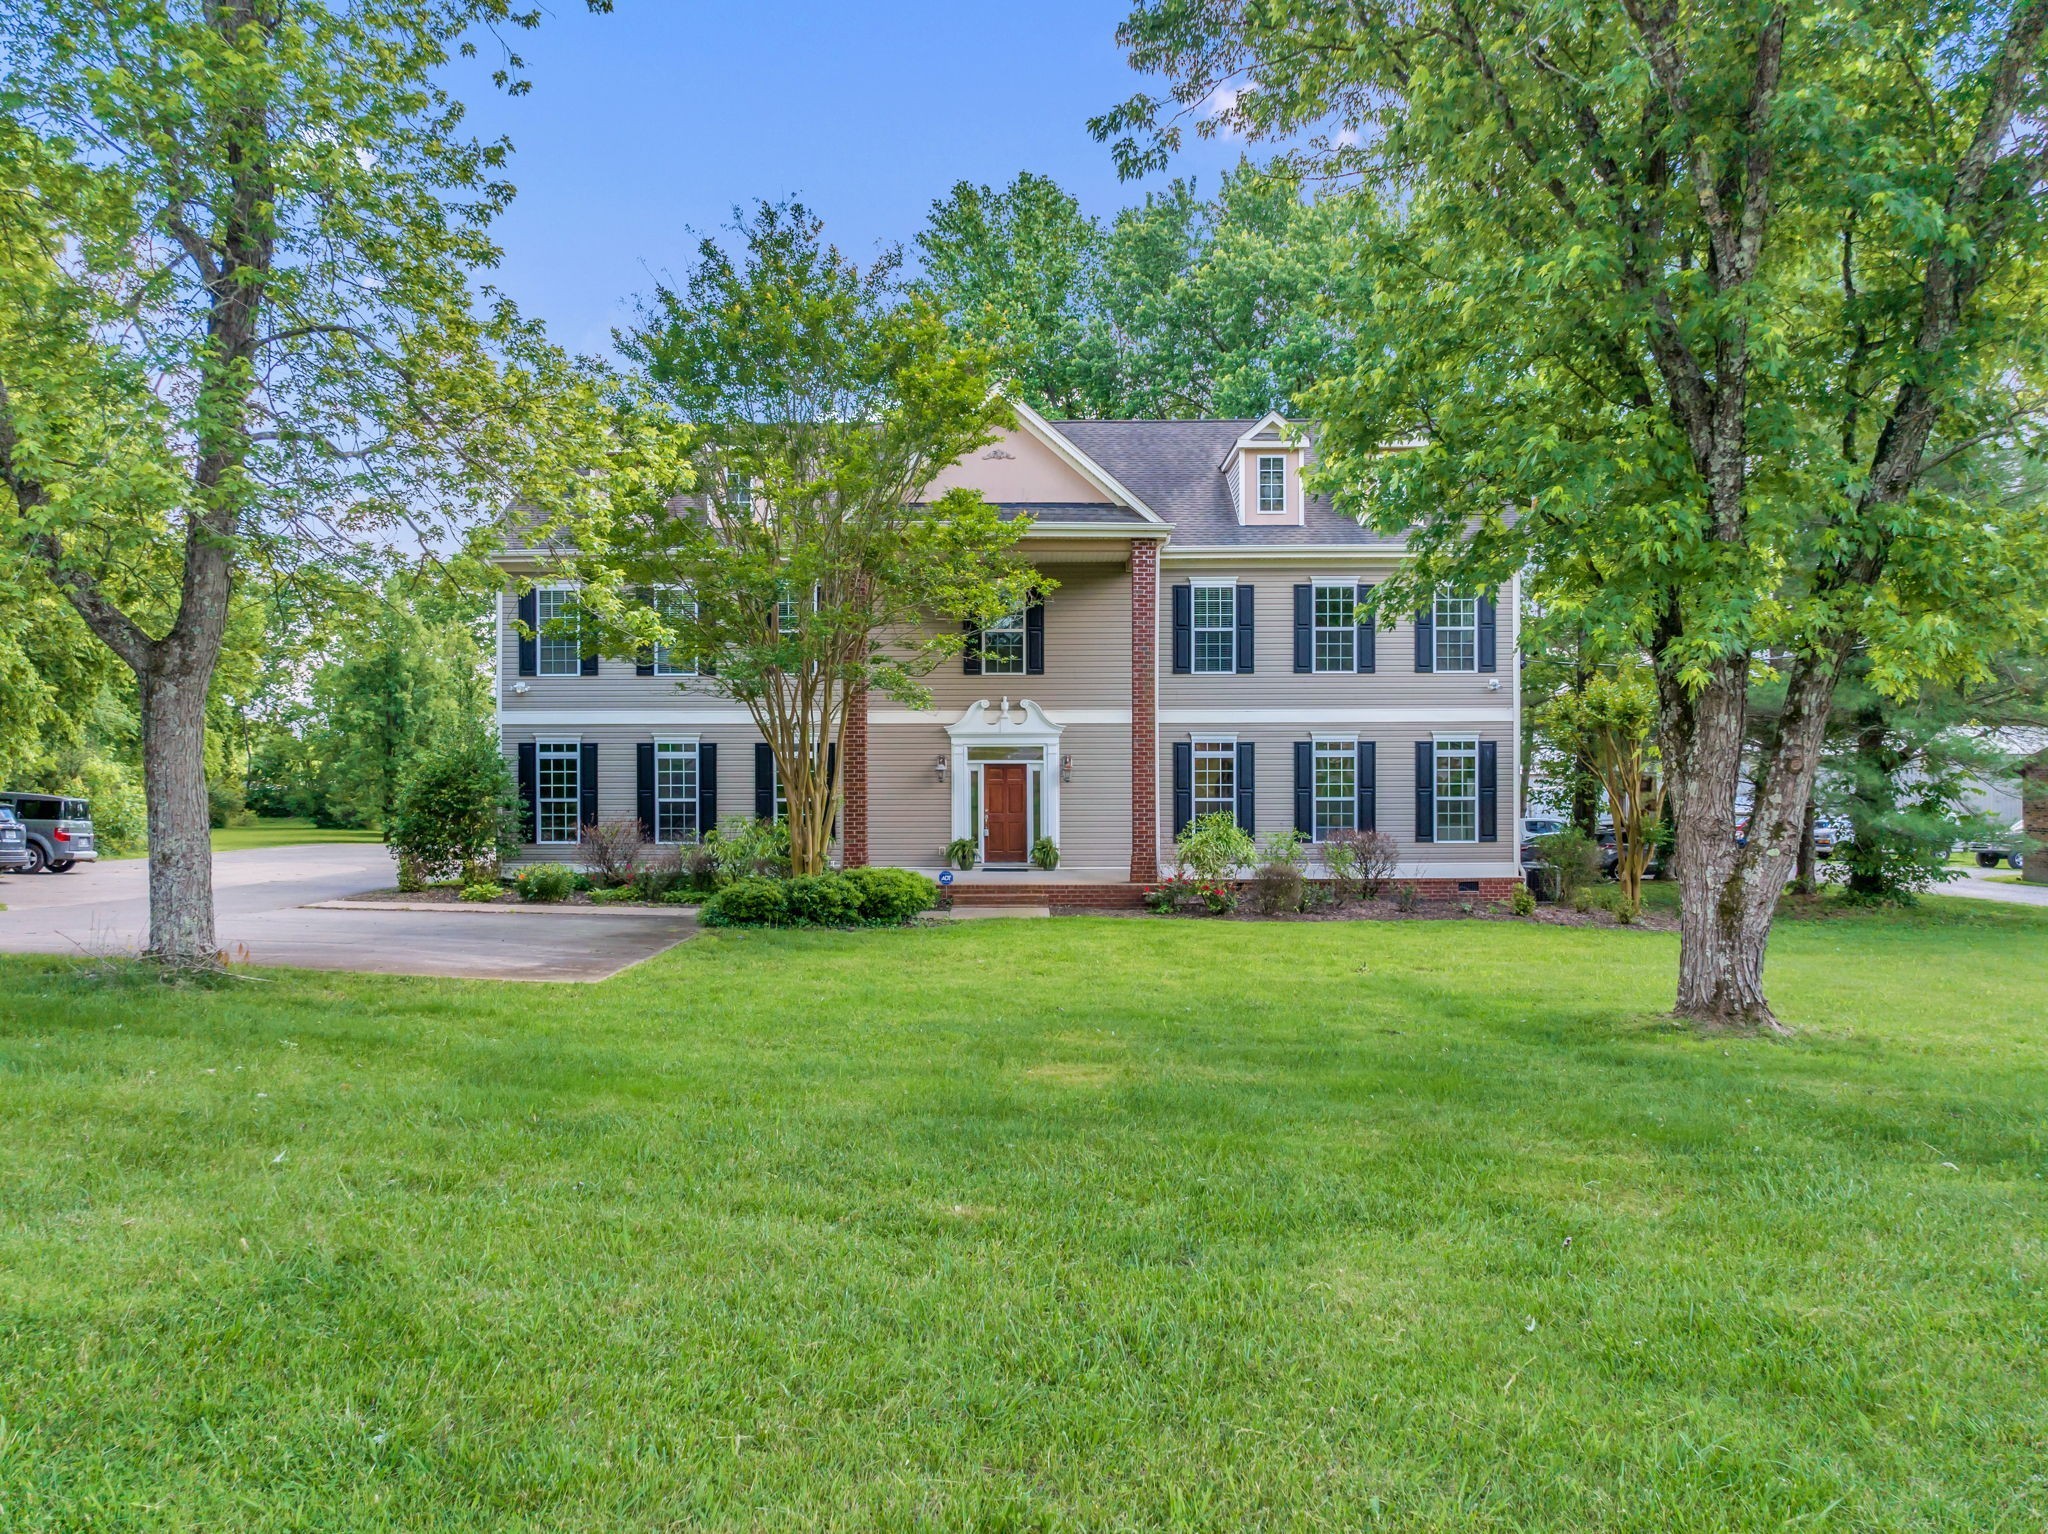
[[653, 741, 700, 842], [1192, 738, 1237, 823], [651, 585, 697, 677], [1434, 736, 1479, 843], [980, 605, 1025, 675], [1434, 593, 1479, 673], [724, 470, 752, 517], [1312, 582, 1356, 673], [1256, 454, 1286, 514], [1313, 739, 1356, 840], [535, 586, 582, 677], [536, 740, 582, 844], [1192, 582, 1238, 674]]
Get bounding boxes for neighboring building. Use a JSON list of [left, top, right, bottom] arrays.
[[493, 403, 1521, 904]]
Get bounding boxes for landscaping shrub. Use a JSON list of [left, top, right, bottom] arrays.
[[1392, 881, 1421, 913], [581, 816, 647, 888], [1535, 827, 1603, 903], [1260, 828, 1309, 869], [1321, 835, 1361, 903], [633, 845, 694, 902], [1509, 885, 1538, 917], [1251, 861, 1304, 915], [515, 862, 577, 903], [388, 735, 520, 882], [1324, 828, 1399, 899], [586, 885, 644, 905], [395, 854, 427, 894], [785, 873, 864, 926], [700, 877, 790, 927], [1174, 813, 1255, 882], [459, 882, 500, 903], [1030, 836, 1060, 871], [844, 866, 939, 923], [705, 816, 791, 884]]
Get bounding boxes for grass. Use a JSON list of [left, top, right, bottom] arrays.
[[1, 900, 2044, 1531], [106, 817, 386, 858]]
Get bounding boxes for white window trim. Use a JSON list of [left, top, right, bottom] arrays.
[[1310, 735, 1358, 843], [1432, 733, 1481, 844], [1256, 453, 1287, 515], [535, 585, 583, 677], [535, 738, 582, 845], [1311, 579, 1357, 674], [1190, 578, 1238, 676], [979, 603, 1026, 677], [945, 698, 1064, 855], [651, 585, 698, 678], [1190, 734, 1238, 825], [651, 737, 701, 844], [1434, 591, 1480, 674]]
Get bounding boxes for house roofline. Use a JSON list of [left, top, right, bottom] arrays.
[[1007, 396, 1168, 524]]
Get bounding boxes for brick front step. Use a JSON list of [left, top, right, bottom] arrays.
[[946, 882, 1150, 909]]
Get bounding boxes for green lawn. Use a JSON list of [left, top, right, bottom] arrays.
[[2, 901, 2044, 1530], [106, 817, 386, 857]]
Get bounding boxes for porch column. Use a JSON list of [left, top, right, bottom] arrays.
[[1129, 538, 1159, 882], [840, 679, 869, 867]]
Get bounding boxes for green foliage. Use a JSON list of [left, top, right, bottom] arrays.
[[1509, 885, 1538, 918], [704, 817, 791, 886], [1258, 828, 1309, 870], [1535, 828, 1604, 905], [784, 874, 865, 927], [575, 200, 1039, 875], [1172, 813, 1256, 882], [946, 837, 978, 871], [1251, 861, 1304, 915], [700, 877, 791, 928], [514, 864, 577, 904], [842, 867, 939, 923], [386, 736, 518, 884], [458, 883, 500, 903], [1029, 836, 1061, 871]]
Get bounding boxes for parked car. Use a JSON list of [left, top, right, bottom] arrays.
[[0, 791, 97, 873], [0, 803, 29, 872], [1517, 815, 1568, 867], [1596, 819, 1664, 878], [1968, 821, 2027, 870]]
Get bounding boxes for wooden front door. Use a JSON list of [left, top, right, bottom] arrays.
[[982, 764, 1030, 864]]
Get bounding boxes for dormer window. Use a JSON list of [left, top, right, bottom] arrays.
[[1256, 455, 1287, 514]]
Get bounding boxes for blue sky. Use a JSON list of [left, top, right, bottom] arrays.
[[450, 1, 1246, 356]]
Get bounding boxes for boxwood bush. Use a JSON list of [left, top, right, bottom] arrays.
[[514, 862, 577, 903], [785, 873, 864, 926], [843, 866, 938, 923], [700, 877, 790, 927], [700, 867, 938, 928]]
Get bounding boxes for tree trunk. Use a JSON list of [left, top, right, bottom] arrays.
[[1841, 707, 1900, 899], [2023, 752, 2048, 886], [1793, 794, 1816, 893], [138, 660, 219, 963], [1662, 653, 1837, 1032]]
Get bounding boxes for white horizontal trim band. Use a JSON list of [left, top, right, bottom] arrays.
[[872, 707, 1132, 726], [1163, 545, 1410, 561], [499, 706, 757, 725], [1157, 707, 1514, 725]]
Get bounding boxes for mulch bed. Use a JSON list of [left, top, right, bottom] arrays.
[[1080, 896, 1676, 930], [344, 887, 689, 911]]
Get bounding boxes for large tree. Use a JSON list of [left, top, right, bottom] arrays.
[[0, 0, 609, 963], [1099, 0, 2048, 1028], [576, 202, 1040, 876]]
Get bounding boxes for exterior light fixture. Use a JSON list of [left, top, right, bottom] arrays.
[[1060, 754, 1073, 783], [934, 755, 949, 780], [1487, 677, 1502, 692]]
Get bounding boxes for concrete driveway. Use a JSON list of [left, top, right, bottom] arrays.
[[1939, 863, 2048, 908], [0, 844, 695, 981]]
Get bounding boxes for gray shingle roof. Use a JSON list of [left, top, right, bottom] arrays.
[[994, 501, 1154, 526], [1052, 419, 1404, 547]]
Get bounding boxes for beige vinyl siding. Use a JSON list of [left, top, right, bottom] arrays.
[[1153, 722, 1519, 877], [906, 558, 1134, 715], [1157, 564, 1519, 710], [499, 720, 769, 865], [497, 592, 735, 713]]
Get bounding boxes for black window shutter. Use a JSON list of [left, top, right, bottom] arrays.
[[1171, 584, 1192, 674], [580, 649, 598, 677], [516, 590, 537, 677], [1414, 605, 1434, 672], [637, 742, 657, 836], [961, 618, 982, 675], [754, 742, 775, 821], [1293, 740, 1314, 836], [1025, 597, 1045, 675], [1172, 741, 1193, 838], [1478, 593, 1498, 672], [579, 742, 599, 833], [1357, 741, 1377, 831], [635, 586, 656, 676], [1236, 584, 1255, 674], [1357, 584, 1376, 673], [1414, 740, 1435, 842], [1292, 584, 1313, 673], [516, 741, 537, 841], [1479, 740, 1499, 841], [1235, 742, 1256, 834], [697, 743, 718, 832], [827, 741, 839, 838]]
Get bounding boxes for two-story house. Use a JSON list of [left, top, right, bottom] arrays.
[[493, 402, 1521, 907]]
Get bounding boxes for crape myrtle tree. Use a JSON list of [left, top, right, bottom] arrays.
[[0, 1, 619, 965], [570, 202, 1041, 877], [1098, 0, 2048, 1029]]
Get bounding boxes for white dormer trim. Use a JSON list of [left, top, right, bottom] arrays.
[[1007, 397, 1167, 524], [1219, 411, 1303, 469], [1221, 412, 1308, 527]]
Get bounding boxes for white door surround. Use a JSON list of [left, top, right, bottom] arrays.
[[946, 698, 1065, 864]]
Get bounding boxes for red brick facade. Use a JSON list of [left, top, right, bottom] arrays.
[[1128, 538, 1160, 882], [839, 680, 869, 868]]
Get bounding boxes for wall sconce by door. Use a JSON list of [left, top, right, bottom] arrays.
[[934, 755, 949, 781], [1060, 753, 1073, 783]]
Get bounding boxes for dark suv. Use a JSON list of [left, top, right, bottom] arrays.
[[0, 803, 28, 872], [0, 792, 97, 873]]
